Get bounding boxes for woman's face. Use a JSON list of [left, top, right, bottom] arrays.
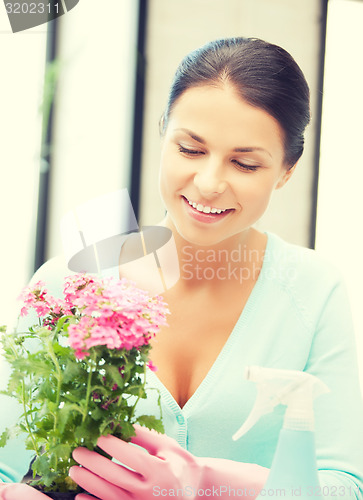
[[159, 85, 294, 247]]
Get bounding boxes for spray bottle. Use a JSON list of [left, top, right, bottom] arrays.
[[232, 366, 330, 499]]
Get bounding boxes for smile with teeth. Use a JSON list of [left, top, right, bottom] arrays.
[[185, 196, 230, 214]]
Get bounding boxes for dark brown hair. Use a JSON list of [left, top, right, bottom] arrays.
[[160, 37, 311, 167]]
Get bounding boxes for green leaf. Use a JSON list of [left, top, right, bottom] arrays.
[[74, 419, 100, 447], [57, 402, 84, 434], [0, 428, 10, 447], [125, 384, 146, 397], [62, 359, 85, 384], [32, 454, 58, 487], [25, 434, 43, 453], [54, 315, 73, 335], [99, 418, 135, 441], [89, 406, 105, 421], [52, 343, 71, 357], [47, 401, 58, 412], [51, 443, 72, 461], [0, 425, 23, 447], [34, 416, 54, 433], [38, 381, 57, 403], [17, 357, 53, 378], [136, 415, 165, 434], [104, 365, 124, 387]]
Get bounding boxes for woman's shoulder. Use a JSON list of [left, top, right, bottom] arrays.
[[30, 255, 76, 297], [264, 232, 345, 294], [261, 232, 351, 332]]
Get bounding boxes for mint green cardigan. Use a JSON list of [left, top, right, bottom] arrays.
[[1, 233, 362, 498]]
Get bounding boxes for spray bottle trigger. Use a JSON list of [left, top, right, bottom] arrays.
[[232, 390, 278, 441]]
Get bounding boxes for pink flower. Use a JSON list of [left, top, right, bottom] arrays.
[[18, 272, 169, 361], [147, 360, 158, 372], [18, 281, 71, 319], [63, 274, 169, 359]]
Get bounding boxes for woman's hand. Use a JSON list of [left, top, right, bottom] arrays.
[[0, 483, 49, 499], [70, 424, 269, 500]]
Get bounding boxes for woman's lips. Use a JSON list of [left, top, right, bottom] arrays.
[[181, 196, 233, 224]]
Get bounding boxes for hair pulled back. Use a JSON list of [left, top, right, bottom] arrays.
[[161, 37, 311, 167]]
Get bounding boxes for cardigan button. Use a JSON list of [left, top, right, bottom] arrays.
[[176, 414, 185, 424]]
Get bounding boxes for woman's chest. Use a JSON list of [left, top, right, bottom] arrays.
[[149, 287, 250, 408]]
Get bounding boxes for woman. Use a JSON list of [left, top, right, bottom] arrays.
[[1, 37, 363, 499]]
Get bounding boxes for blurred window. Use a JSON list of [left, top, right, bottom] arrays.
[[0, 15, 47, 326], [315, 0, 363, 388]]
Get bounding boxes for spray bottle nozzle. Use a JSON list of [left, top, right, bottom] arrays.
[[232, 366, 330, 441]]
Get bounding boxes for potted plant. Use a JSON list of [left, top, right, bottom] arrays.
[[0, 273, 169, 499]]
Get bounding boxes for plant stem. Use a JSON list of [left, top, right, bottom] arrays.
[[46, 337, 63, 472], [129, 363, 147, 422], [21, 380, 40, 456], [83, 353, 95, 423], [7, 336, 39, 456], [46, 338, 62, 409]]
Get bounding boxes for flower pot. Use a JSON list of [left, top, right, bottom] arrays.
[[42, 493, 78, 500], [30, 485, 81, 499], [31, 484, 82, 499], [24, 467, 82, 499]]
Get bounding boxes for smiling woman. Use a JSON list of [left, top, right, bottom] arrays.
[[159, 85, 294, 247], [68, 37, 363, 500], [159, 38, 310, 168], [1, 37, 363, 500]]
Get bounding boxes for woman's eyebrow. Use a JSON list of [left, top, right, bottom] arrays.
[[174, 128, 206, 144], [175, 128, 272, 158], [233, 147, 272, 158]]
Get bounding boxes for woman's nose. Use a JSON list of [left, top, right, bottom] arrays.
[[193, 159, 227, 197]]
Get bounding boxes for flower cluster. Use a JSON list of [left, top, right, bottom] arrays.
[[18, 280, 72, 322], [1, 273, 169, 493], [19, 274, 169, 360]]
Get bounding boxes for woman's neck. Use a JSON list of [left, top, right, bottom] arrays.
[[158, 216, 267, 288]]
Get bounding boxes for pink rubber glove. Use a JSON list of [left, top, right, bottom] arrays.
[[0, 483, 48, 500], [70, 424, 269, 500]]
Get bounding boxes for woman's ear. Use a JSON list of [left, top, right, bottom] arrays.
[[275, 163, 297, 190], [159, 114, 166, 149], [159, 113, 166, 136]]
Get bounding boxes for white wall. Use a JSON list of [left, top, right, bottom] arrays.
[[45, 0, 139, 258], [315, 0, 363, 389], [0, 0, 139, 324], [0, 11, 46, 326], [139, 0, 324, 248]]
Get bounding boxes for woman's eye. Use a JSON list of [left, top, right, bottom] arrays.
[[232, 159, 258, 172], [178, 145, 204, 156]]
